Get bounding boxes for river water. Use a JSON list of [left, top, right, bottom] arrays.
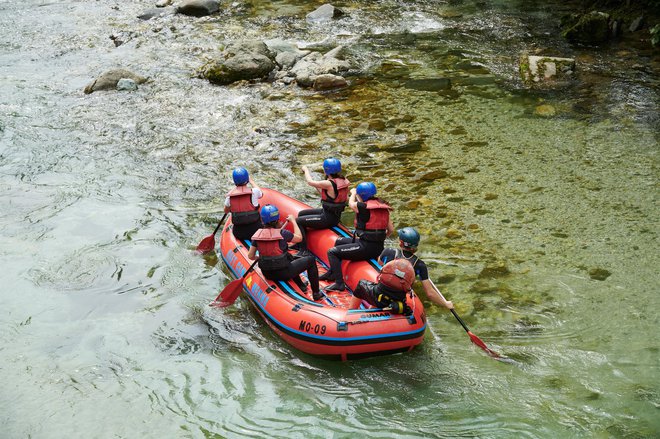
[[1, 1, 658, 438]]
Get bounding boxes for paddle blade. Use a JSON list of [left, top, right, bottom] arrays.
[[210, 278, 244, 307], [468, 331, 501, 359], [196, 235, 216, 254]]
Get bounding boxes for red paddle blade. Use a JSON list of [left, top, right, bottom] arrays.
[[468, 331, 501, 359], [210, 278, 244, 307], [196, 235, 216, 253]]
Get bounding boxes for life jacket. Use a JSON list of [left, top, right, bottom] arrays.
[[395, 249, 419, 272], [251, 228, 289, 271], [228, 185, 260, 225], [355, 199, 391, 242], [320, 177, 349, 213]]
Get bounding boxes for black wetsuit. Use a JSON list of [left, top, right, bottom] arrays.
[[326, 202, 387, 284]]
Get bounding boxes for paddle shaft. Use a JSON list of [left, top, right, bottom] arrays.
[[240, 259, 259, 280], [212, 213, 228, 236], [450, 308, 471, 333], [429, 280, 473, 333]]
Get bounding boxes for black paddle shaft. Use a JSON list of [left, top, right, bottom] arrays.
[[451, 309, 471, 334], [212, 213, 229, 236]]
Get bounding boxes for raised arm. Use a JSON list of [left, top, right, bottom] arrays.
[[248, 176, 260, 191], [302, 165, 333, 192], [348, 187, 359, 213]]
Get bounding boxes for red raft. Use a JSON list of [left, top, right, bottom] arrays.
[[218, 188, 427, 360]]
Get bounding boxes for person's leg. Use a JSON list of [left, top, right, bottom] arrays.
[[288, 256, 322, 300], [295, 208, 326, 251], [352, 280, 379, 307], [325, 239, 371, 291], [322, 236, 353, 281]]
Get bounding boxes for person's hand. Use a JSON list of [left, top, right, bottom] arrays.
[[350, 188, 356, 194], [445, 300, 454, 310], [286, 214, 295, 222], [301, 165, 308, 173]]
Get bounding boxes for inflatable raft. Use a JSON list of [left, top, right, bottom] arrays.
[[219, 188, 426, 360]]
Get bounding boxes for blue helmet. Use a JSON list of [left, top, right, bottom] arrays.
[[356, 182, 377, 201], [232, 167, 249, 185], [398, 227, 421, 249], [323, 158, 342, 175], [260, 204, 280, 224]]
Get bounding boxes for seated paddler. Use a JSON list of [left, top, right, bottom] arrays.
[[247, 204, 323, 301], [224, 167, 263, 241], [295, 157, 350, 256]]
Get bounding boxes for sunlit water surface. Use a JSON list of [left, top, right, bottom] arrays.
[[1, 1, 658, 438]]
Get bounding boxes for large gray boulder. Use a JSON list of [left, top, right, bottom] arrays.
[[200, 41, 276, 85], [84, 69, 147, 94], [265, 39, 310, 69], [289, 46, 351, 87], [176, 0, 220, 17]]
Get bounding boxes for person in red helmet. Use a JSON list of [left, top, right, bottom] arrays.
[[294, 158, 350, 255], [224, 167, 263, 241], [351, 259, 416, 314], [247, 204, 323, 301], [378, 226, 453, 310]]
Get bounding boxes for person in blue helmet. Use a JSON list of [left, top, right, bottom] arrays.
[[322, 182, 394, 292], [224, 167, 263, 241], [247, 204, 323, 301], [295, 158, 351, 255], [378, 227, 453, 310]]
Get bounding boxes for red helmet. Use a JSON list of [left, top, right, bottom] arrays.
[[378, 259, 415, 291]]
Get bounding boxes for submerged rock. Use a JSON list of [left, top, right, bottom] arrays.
[[84, 69, 147, 94], [520, 55, 575, 85], [306, 4, 344, 22], [588, 267, 611, 281], [534, 104, 556, 117], [404, 78, 451, 91], [313, 74, 348, 91], [479, 261, 510, 278], [177, 0, 219, 17]]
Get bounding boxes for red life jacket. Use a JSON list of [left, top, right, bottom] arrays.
[[228, 185, 260, 225], [251, 228, 289, 271], [378, 259, 415, 293], [355, 199, 391, 242], [321, 177, 349, 212]]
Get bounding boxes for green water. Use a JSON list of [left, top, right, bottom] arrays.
[[1, 0, 658, 437]]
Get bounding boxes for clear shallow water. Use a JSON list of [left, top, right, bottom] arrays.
[[1, 1, 658, 438]]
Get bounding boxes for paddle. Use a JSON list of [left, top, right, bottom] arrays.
[[196, 213, 228, 254], [430, 281, 505, 360], [209, 219, 290, 308], [209, 259, 259, 308]]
